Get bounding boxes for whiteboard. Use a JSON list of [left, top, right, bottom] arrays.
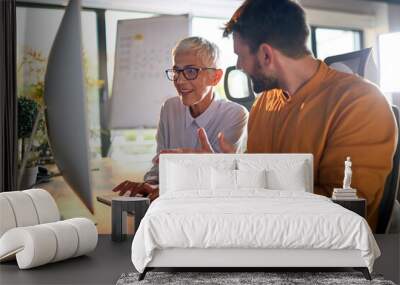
[[108, 15, 191, 129]]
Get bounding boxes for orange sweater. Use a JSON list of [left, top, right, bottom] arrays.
[[247, 61, 398, 231]]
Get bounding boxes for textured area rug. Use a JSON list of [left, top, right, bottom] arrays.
[[116, 271, 395, 285]]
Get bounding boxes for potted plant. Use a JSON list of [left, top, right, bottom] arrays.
[[17, 48, 49, 189], [17, 96, 41, 189], [16, 48, 104, 189]]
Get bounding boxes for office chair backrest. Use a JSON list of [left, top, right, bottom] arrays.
[[325, 48, 399, 233], [223, 66, 256, 111], [324, 47, 379, 85], [376, 105, 400, 233], [225, 48, 379, 111]]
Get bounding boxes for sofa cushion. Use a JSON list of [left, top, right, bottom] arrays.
[[0, 218, 97, 269], [0, 191, 39, 228], [0, 189, 60, 238], [0, 196, 17, 237], [24, 189, 60, 223]]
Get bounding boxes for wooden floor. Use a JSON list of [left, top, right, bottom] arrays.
[[38, 158, 151, 234]]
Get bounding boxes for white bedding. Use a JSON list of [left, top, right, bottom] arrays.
[[131, 190, 380, 273]]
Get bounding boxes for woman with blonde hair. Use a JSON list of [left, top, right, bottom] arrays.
[[112, 36, 248, 200]]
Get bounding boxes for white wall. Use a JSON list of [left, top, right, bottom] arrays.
[[18, 0, 242, 18], [18, 0, 394, 75], [388, 3, 400, 32], [305, 6, 389, 60]]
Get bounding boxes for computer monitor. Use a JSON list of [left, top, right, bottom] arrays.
[[44, 0, 93, 213]]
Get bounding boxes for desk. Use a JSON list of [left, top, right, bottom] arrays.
[[0, 235, 133, 285], [37, 158, 151, 234], [111, 197, 150, 241]]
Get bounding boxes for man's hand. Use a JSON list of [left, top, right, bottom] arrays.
[[147, 187, 159, 202], [112, 180, 159, 201]]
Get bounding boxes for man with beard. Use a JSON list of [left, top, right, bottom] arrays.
[[191, 0, 397, 232]]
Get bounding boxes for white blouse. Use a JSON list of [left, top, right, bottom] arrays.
[[144, 96, 248, 182]]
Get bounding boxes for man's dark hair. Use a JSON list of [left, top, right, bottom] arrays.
[[224, 0, 310, 58]]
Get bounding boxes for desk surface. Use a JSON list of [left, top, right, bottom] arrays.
[[0, 235, 133, 285], [38, 158, 150, 234]]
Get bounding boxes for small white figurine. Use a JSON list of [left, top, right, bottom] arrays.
[[343, 156, 352, 189]]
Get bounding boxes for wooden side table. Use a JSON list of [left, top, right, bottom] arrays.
[[111, 197, 150, 242], [332, 198, 367, 218]]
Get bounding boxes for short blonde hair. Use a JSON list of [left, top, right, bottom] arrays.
[[172, 36, 220, 68]]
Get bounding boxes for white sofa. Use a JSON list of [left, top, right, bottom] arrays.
[[0, 189, 97, 269]]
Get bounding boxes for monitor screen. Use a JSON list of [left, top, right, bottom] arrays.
[[44, 0, 93, 213]]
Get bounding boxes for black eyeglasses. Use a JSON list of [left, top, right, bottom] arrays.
[[165, 67, 216, 81]]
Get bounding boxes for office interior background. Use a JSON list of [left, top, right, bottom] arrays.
[[5, 0, 400, 233]]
